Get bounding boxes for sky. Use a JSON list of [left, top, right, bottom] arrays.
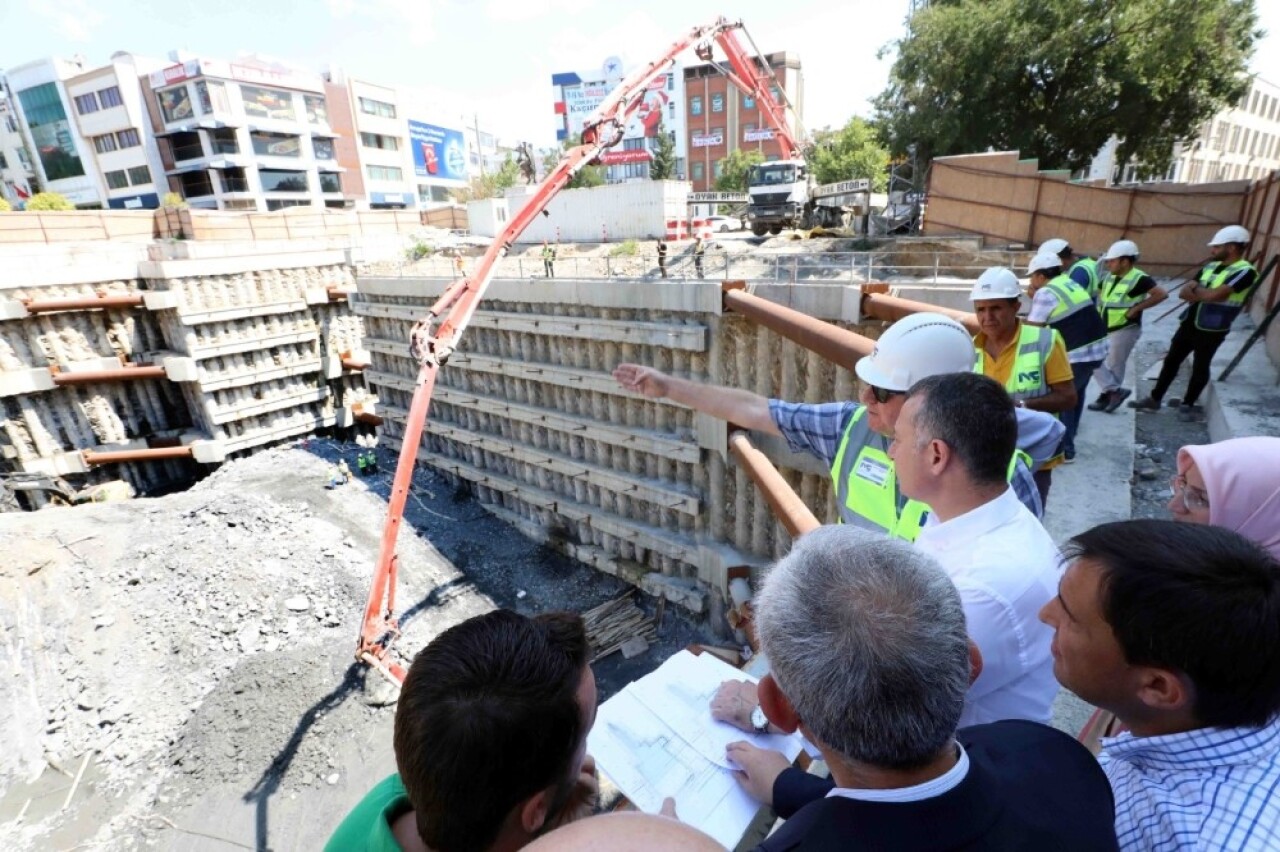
[[3, 0, 1279, 150]]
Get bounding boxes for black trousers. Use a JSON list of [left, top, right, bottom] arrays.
[[1151, 320, 1228, 406]]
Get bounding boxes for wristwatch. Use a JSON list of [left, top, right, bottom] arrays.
[[750, 705, 770, 735]]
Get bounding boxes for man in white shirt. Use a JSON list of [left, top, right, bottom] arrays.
[[888, 371, 1062, 726]]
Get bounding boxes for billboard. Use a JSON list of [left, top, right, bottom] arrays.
[[409, 120, 467, 183], [554, 64, 672, 143]]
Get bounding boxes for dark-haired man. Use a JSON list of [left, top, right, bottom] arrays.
[[326, 610, 599, 852], [1040, 520, 1280, 850]]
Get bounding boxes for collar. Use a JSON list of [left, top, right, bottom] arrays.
[[916, 487, 1021, 547], [826, 743, 970, 804], [1103, 714, 1280, 772]]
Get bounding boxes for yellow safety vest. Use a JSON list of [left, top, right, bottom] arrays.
[[974, 323, 1057, 402], [1192, 259, 1255, 332], [1044, 274, 1108, 355], [1098, 267, 1150, 331]]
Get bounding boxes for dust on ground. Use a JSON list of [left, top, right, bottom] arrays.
[[0, 438, 712, 851]]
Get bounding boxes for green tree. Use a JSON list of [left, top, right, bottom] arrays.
[[714, 149, 765, 191], [808, 118, 890, 191], [25, 192, 74, 211], [538, 135, 606, 189], [161, 192, 188, 210], [456, 156, 522, 202], [0, 198, 11, 212], [649, 123, 677, 181], [874, 0, 1260, 177]]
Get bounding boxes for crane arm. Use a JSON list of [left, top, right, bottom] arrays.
[[707, 23, 804, 160], [355, 16, 796, 686]]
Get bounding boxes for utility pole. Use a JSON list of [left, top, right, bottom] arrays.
[[472, 113, 486, 177]]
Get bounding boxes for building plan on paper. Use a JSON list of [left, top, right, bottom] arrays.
[[588, 650, 806, 849]]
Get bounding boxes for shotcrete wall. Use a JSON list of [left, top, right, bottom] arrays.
[[357, 277, 882, 610]]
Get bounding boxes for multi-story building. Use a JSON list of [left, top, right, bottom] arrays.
[[1088, 76, 1280, 186], [551, 58, 687, 183], [0, 86, 39, 205], [683, 51, 804, 192], [143, 54, 352, 211], [3, 56, 108, 208]]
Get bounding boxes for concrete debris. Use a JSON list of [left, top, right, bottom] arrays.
[[285, 595, 312, 612]]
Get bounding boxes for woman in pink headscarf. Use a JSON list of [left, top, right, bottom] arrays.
[[1171, 436, 1280, 559]]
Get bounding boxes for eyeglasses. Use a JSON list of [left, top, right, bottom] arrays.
[[1170, 475, 1210, 513], [866, 384, 904, 404]]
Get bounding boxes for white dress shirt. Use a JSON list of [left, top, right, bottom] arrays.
[[826, 743, 970, 803], [914, 487, 1062, 727]]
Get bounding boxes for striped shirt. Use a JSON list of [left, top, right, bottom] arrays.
[[768, 400, 1051, 519], [1027, 287, 1110, 364], [1101, 715, 1280, 851]]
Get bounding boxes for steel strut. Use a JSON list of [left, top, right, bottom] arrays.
[[354, 15, 797, 688]]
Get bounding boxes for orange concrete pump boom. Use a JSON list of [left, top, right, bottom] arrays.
[[355, 16, 793, 686]]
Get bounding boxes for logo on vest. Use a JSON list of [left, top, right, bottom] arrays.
[[1017, 369, 1041, 385], [854, 456, 891, 487]]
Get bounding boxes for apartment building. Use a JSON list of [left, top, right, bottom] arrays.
[[0, 87, 38, 205], [683, 51, 804, 192], [551, 58, 688, 183]]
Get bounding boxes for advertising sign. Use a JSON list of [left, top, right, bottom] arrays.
[[692, 133, 724, 148], [241, 85, 296, 121], [409, 120, 467, 182], [599, 149, 651, 165], [744, 128, 774, 142]]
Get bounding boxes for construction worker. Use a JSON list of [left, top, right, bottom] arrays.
[[454, 253, 466, 278], [338, 458, 351, 484], [364, 448, 379, 474], [356, 451, 368, 476], [542, 240, 556, 278], [613, 312, 1064, 537], [328, 464, 344, 489], [1130, 225, 1258, 420], [656, 239, 668, 279], [693, 236, 705, 279], [1039, 237, 1101, 300], [1088, 239, 1167, 412], [970, 267, 1076, 507], [1025, 253, 1109, 462]]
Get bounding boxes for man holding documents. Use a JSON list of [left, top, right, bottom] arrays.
[[737, 527, 1116, 850]]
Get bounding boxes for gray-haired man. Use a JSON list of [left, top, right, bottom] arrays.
[[733, 527, 1117, 850]]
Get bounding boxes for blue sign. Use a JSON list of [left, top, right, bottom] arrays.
[[408, 120, 467, 182]]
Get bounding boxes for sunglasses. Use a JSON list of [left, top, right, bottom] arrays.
[[1170, 475, 1210, 513], [866, 384, 904, 404]]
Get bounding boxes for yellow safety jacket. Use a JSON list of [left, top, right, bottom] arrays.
[[1191, 259, 1255, 332], [1098, 268, 1150, 331], [974, 323, 1057, 403], [1044, 274, 1107, 355]]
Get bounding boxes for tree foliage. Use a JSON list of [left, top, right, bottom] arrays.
[[539, 135, 607, 190], [25, 192, 74, 211], [714, 149, 765, 191], [0, 197, 11, 212], [808, 117, 890, 191], [456, 156, 522, 202], [874, 0, 1260, 177], [649, 123, 677, 181]]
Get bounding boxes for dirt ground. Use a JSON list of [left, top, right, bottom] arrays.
[[0, 438, 712, 851]]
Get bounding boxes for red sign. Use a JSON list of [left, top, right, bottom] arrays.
[[600, 149, 652, 165]]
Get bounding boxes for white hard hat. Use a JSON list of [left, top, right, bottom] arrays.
[[1101, 239, 1140, 261], [1027, 252, 1063, 276], [854, 312, 975, 392], [968, 267, 1023, 301], [1208, 225, 1250, 246], [1039, 238, 1070, 256]]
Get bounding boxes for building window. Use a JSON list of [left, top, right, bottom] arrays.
[[98, 86, 123, 108], [770, 85, 782, 104], [220, 167, 249, 193], [358, 97, 397, 118], [312, 137, 335, 160], [359, 132, 400, 150], [177, 170, 214, 198], [241, 86, 296, 121], [74, 93, 100, 114], [366, 164, 403, 182], [18, 83, 86, 180], [117, 128, 141, 148], [690, 96, 703, 116], [158, 85, 193, 123], [692, 161, 704, 180], [195, 80, 230, 115], [259, 169, 309, 192], [713, 160, 724, 178], [128, 165, 151, 185], [304, 94, 328, 125], [94, 134, 118, 154], [711, 93, 724, 112], [104, 169, 129, 189], [0, 152, 7, 169], [743, 94, 755, 109], [319, 172, 341, 193], [265, 198, 310, 211], [3, 114, 16, 133], [169, 130, 203, 161], [250, 131, 302, 157]]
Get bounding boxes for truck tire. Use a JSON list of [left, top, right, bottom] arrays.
[[751, 223, 768, 237], [769, 224, 783, 235]]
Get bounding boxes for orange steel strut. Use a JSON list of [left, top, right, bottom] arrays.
[[355, 17, 787, 686]]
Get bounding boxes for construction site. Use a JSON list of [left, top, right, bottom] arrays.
[[3, 17, 1280, 851]]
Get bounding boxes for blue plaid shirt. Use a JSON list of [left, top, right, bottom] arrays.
[[768, 400, 1047, 519], [1102, 716, 1280, 851]]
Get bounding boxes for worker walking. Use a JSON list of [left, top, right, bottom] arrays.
[[542, 240, 556, 278], [1130, 225, 1258, 420], [693, 236, 705, 279], [970, 267, 1077, 506], [356, 452, 368, 477], [656, 240, 668, 279], [1025, 253, 1109, 462], [1039, 238, 1101, 300], [1088, 240, 1167, 413]]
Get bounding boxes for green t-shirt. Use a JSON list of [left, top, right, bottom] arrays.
[[325, 773, 412, 852]]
